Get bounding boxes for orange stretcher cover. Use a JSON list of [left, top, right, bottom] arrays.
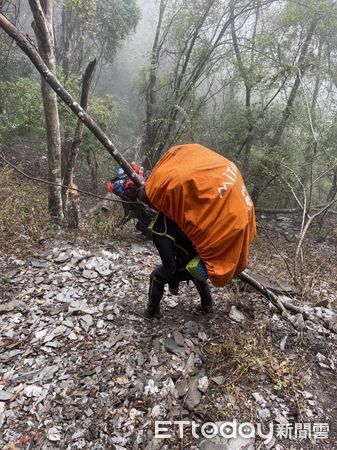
[[145, 144, 256, 287]]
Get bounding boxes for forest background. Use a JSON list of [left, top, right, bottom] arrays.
[[0, 0, 337, 276]]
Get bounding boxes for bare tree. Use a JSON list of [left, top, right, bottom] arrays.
[[142, 0, 265, 165]]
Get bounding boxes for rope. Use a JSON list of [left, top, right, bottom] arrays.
[[0, 153, 138, 206]]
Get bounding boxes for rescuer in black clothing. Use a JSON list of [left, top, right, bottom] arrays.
[[147, 211, 213, 318]]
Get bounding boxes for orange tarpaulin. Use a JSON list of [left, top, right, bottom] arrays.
[[145, 144, 256, 287]]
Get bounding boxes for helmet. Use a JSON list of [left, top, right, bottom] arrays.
[[116, 168, 125, 176]]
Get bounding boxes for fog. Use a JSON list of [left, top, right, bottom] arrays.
[[96, 0, 157, 100]]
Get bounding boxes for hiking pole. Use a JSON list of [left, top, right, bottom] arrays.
[[0, 13, 142, 188]]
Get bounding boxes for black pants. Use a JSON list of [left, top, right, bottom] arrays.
[[148, 265, 212, 310]]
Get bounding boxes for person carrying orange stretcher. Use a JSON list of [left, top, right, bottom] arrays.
[[138, 143, 256, 319]]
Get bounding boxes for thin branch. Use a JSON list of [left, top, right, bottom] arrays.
[[299, 68, 319, 145], [311, 197, 337, 220], [278, 164, 305, 210], [237, 74, 289, 155], [306, 161, 337, 191]]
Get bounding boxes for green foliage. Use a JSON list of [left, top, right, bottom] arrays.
[[0, 71, 119, 149], [60, 0, 141, 65], [0, 45, 35, 81], [0, 77, 44, 141], [64, 0, 96, 16], [279, 0, 334, 28], [96, 0, 140, 62]]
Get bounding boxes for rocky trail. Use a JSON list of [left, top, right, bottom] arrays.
[[0, 230, 336, 450]]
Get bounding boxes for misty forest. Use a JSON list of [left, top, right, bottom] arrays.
[[0, 0, 336, 449]]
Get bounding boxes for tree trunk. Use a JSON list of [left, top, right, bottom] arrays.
[[311, 37, 323, 110], [59, 3, 72, 78], [230, 3, 254, 163], [272, 18, 318, 147], [62, 59, 97, 218], [142, 0, 167, 161], [87, 149, 98, 193], [251, 18, 318, 205], [28, 0, 63, 222]]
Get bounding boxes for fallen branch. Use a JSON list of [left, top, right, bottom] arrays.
[[239, 271, 336, 334], [239, 271, 291, 318]]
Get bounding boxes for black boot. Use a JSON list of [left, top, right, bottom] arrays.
[[194, 280, 213, 313], [146, 302, 161, 319], [146, 271, 164, 319]]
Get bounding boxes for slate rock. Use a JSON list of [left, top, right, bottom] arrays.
[[229, 305, 246, 323], [200, 435, 255, 450], [0, 304, 14, 314], [164, 338, 185, 357], [252, 392, 266, 405], [198, 376, 209, 393], [279, 335, 288, 351], [173, 330, 185, 346], [0, 391, 12, 401], [175, 379, 189, 398], [23, 385, 43, 397], [184, 353, 195, 374], [184, 376, 201, 411], [198, 331, 208, 342], [302, 390, 314, 399], [31, 259, 46, 268], [41, 365, 59, 381], [184, 321, 199, 335], [54, 252, 71, 263], [82, 270, 98, 280], [258, 408, 271, 420], [96, 266, 113, 277], [47, 426, 62, 441], [212, 376, 225, 385], [80, 314, 93, 332], [226, 436, 255, 450]]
